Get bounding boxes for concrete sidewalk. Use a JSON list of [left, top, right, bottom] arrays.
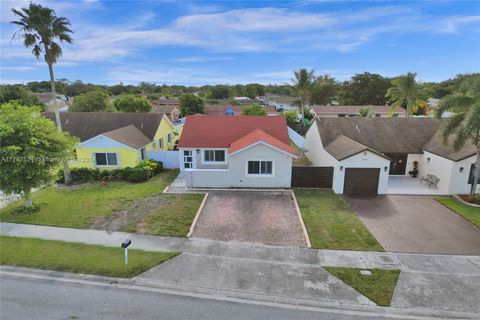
[[2, 222, 479, 274], [2, 222, 480, 313]]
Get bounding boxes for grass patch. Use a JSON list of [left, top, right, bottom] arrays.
[[324, 267, 400, 306], [121, 194, 205, 237], [0, 236, 178, 278], [436, 196, 480, 228], [295, 189, 384, 251], [0, 171, 204, 237]]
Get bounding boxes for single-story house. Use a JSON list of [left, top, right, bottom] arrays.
[[151, 103, 181, 122], [312, 105, 406, 118], [178, 115, 298, 188], [305, 118, 478, 196], [262, 95, 299, 112], [45, 112, 179, 169], [204, 104, 277, 116]]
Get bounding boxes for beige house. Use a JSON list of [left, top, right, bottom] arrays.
[[312, 105, 406, 118]]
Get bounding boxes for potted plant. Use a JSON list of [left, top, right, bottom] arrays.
[[408, 161, 419, 178]]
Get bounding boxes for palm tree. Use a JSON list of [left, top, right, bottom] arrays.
[[386, 72, 425, 118], [434, 78, 480, 195], [11, 2, 73, 184], [291, 68, 315, 128], [358, 107, 372, 117]]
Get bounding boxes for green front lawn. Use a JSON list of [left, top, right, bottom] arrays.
[[324, 267, 400, 306], [436, 196, 480, 228], [0, 170, 204, 237], [295, 189, 384, 251], [0, 236, 177, 278]]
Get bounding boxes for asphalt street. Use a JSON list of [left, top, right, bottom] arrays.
[[0, 275, 396, 320]]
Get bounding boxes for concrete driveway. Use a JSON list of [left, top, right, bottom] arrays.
[[344, 195, 480, 255], [191, 191, 307, 247]]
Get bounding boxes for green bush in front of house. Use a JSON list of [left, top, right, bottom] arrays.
[[56, 160, 163, 184]]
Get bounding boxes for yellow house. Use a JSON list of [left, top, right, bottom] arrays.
[[45, 112, 180, 169]]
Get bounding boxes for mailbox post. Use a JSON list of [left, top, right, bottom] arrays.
[[121, 239, 132, 265]]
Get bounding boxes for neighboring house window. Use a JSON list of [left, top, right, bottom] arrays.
[[392, 113, 399, 118], [247, 160, 273, 175], [204, 150, 225, 162], [338, 114, 346, 117], [167, 133, 172, 143], [140, 147, 146, 160], [95, 153, 118, 166], [375, 114, 381, 117], [159, 138, 164, 149]]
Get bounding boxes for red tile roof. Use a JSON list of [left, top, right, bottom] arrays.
[[228, 129, 297, 157], [178, 115, 291, 152]]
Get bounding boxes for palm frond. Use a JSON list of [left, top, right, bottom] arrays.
[[440, 112, 465, 144]]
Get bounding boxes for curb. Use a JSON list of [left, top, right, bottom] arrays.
[[291, 190, 312, 248], [187, 193, 209, 237], [1, 266, 477, 319]]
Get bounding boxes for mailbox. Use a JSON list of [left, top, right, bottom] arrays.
[[121, 239, 132, 248]]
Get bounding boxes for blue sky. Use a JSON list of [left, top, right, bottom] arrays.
[[1, 0, 479, 85]]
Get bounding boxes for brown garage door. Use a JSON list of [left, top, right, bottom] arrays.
[[344, 168, 380, 197]]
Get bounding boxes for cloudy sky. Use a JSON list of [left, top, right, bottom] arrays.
[[1, 0, 479, 85]]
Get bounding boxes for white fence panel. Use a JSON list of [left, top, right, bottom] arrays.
[[288, 127, 306, 150], [147, 150, 180, 169]]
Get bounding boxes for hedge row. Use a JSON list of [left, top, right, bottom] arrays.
[[56, 160, 163, 184]]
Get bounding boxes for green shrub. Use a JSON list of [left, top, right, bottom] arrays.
[[110, 169, 124, 181], [125, 168, 148, 182], [137, 160, 163, 178], [70, 168, 100, 183]]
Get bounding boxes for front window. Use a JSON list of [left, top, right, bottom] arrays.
[[204, 150, 225, 162], [167, 133, 172, 143], [247, 160, 273, 175], [95, 153, 117, 166]]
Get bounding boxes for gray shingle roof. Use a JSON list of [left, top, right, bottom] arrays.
[[315, 117, 476, 161], [44, 112, 164, 142], [103, 125, 151, 149]]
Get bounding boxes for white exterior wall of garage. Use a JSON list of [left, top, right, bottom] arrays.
[[181, 144, 293, 188], [335, 152, 390, 194], [305, 123, 389, 194]]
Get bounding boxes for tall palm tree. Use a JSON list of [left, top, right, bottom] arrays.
[[435, 78, 480, 195], [291, 68, 315, 128], [11, 2, 73, 184], [386, 72, 425, 118]]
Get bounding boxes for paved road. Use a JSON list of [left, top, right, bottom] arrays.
[[0, 275, 394, 320]]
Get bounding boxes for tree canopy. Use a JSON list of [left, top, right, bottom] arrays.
[[338, 72, 391, 105], [310, 75, 337, 105], [209, 85, 232, 100], [113, 94, 152, 112], [0, 102, 78, 208], [241, 103, 267, 115], [0, 85, 45, 110], [179, 93, 205, 116], [70, 90, 113, 112]]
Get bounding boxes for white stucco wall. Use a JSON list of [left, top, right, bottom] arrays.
[[305, 121, 338, 167], [334, 151, 390, 194], [449, 155, 479, 194], [405, 154, 422, 176], [186, 144, 293, 188], [420, 151, 455, 194]]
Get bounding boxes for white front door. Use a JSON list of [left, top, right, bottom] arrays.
[[183, 150, 194, 169]]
